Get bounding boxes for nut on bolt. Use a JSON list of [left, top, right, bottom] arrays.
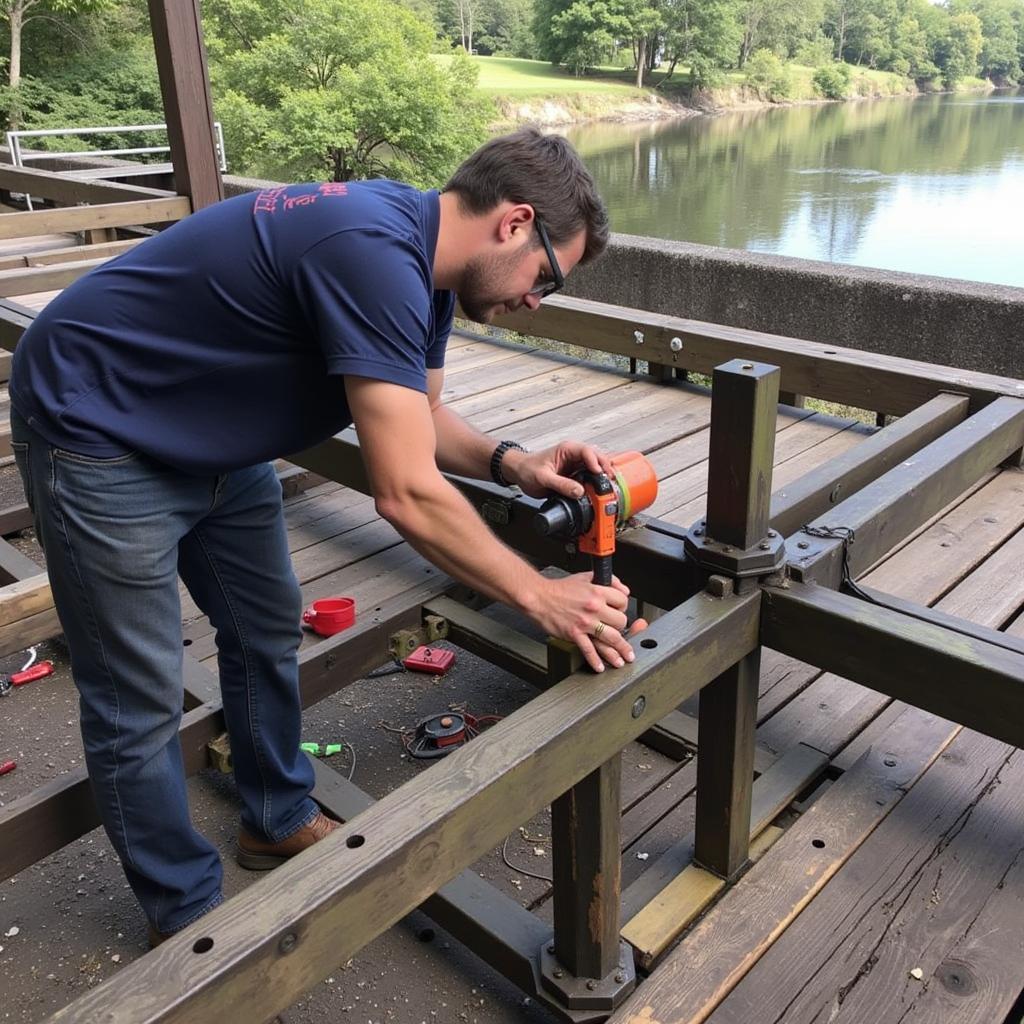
[[670, 337, 683, 352]]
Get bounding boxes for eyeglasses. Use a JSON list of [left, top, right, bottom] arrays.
[[527, 216, 564, 298]]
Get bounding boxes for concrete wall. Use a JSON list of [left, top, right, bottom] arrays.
[[566, 234, 1024, 379]]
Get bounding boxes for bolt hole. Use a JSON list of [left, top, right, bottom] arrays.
[[182, 639, 192, 647], [812, 838, 826, 849], [192, 937, 214, 954], [640, 638, 658, 649], [346, 834, 365, 849], [417, 928, 435, 943]]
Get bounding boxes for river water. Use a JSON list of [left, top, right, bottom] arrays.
[[566, 91, 1024, 287]]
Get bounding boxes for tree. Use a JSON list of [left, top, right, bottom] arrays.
[[209, 0, 492, 184], [953, 0, 1021, 80], [548, 0, 622, 73], [935, 9, 983, 85], [660, 0, 742, 87], [0, 0, 110, 90]]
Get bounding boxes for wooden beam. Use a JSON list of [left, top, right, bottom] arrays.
[[147, 0, 223, 210], [791, 396, 1024, 589], [43, 588, 760, 1024], [0, 197, 190, 240], [0, 537, 41, 585], [694, 360, 779, 880], [0, 163, 177, 205], [494, 295, 1024, 415], [0, 237, 141, 272], [0, 256, 108, 297], [551, 757, 624, 979], [761, 581, 1024, 748], [768, 392, 971, 539]]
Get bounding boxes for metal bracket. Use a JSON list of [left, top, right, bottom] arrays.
[[537, 940, 636, 1013], [481, 497, 513, 526], [683, 519, 786, 578], [387, 613, 448, 660]]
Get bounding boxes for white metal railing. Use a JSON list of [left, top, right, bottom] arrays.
[[5, 122, 227, 172]]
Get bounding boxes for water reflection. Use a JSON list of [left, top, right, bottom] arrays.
[[567, 92, 1024, 286]]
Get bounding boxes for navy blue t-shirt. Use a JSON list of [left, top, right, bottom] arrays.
[[10, 180, 454, 474]]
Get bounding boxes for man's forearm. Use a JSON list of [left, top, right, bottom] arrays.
[[378, 470, 544, 616], [431, 404, 525, 483]]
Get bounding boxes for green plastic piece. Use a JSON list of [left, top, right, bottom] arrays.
[[300, 742, 321, 755], [324, 743, 343, 757]]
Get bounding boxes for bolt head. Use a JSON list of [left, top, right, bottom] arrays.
[[615, 971, 627, 983], [586, 980, 598, 990], [669, 337, 683, 352], [553, 968, 564, 979], [278, 932, 297, 954], [631, 696, 646, 719], [694, 527, 704, 536], [547, 943, 556, 954], [797, 540, 809, 550], [759, 541, 771, 550]]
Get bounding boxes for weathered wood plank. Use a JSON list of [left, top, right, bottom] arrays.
[[760, 581, 1024, 749], [0, 256, 108, 296], [792, 398, 1024, 588], [0, 163, 176, 204], [769, 392, 970, 538], [0, 197, 190, 239], [707, 730, 1024, 1024], [608, 708, 962, 1024], [0, 237, 141, 271], [0, 536, 41, 585], [494, 295, 1024, 414], [759, 470, 1024, 759]]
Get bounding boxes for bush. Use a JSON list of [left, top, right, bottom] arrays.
[[812, 61, 852, 99], [745, 49, 794, 100]]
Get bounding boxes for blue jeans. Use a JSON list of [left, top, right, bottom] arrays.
[[11, 410, 317, 933]]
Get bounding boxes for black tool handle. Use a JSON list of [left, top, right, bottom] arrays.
[[592, 555, 614, 587]]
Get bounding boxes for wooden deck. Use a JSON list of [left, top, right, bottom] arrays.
[[3, 275, 1024, 1022]]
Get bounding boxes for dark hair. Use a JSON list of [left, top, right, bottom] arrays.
[[444, 126, 609, 265]]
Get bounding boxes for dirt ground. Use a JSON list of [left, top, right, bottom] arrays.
[[0, 463, 669, 1024]]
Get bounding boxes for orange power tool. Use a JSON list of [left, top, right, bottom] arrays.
[[533, 451, 658, 585]]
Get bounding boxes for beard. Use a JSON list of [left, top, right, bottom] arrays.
[[456, 247, 528, 323]]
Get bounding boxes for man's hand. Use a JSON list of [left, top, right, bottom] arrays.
[[502, 441, 613, 499], [528, 572, 647, 673]]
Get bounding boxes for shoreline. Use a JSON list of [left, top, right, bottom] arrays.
[[492, 76, 1000, 129]]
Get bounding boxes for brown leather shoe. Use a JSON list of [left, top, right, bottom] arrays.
[[236, 811, 340, 870]]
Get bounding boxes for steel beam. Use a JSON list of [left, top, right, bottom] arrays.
[[789, 396, 1024, 589], [761, 581, 1024, 748], [45, 588, 760, 1024]]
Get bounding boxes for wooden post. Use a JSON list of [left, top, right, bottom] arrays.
[[695, 359, 780, 880], [147, 0, 223, 211], [551, 758, 623, 979]]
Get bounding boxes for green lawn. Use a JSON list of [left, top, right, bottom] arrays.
[[438, 55, 647, 98]]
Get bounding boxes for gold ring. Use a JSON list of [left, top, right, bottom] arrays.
[[594, 622, 606, 639]]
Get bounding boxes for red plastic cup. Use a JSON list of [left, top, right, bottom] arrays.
[[302, 597, 356, 636]]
